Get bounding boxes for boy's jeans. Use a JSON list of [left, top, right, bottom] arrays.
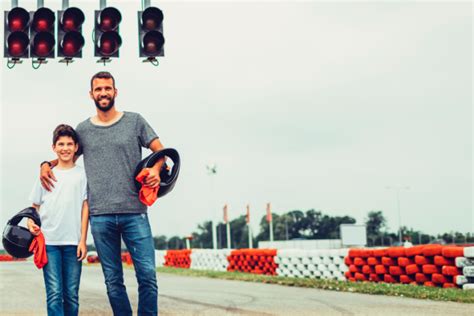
[[90, 213, 158, 316], [43, 245, 82, 316]]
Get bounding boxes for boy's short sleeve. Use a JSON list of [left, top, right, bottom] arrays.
[[82, 172, 88, 201], [136, 113, 158, 148], [29, 178, 44, 205]]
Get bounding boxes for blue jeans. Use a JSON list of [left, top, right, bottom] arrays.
[[43, 245, 82, 316], [90, 213, 157, 316]]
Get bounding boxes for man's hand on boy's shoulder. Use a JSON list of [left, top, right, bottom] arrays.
[[27, 219, 40, 236], [77, 242, 87, 261], [40, 163, 57, 192]]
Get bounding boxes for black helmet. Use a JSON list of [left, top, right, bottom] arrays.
[[134, 148, 180, 198], [2, 207, 41, 258]]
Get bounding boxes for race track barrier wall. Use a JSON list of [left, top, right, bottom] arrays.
[[275, 249, 348, 280], [227, 249, 278, 275], [346, 245, 473, 290], [113, 245, 474, 291]]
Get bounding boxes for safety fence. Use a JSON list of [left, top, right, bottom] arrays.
[[275, 249, 348, 280], [93, 245, 474, 290], [227, 249, 278, 275], [346, 245, 474, 290]]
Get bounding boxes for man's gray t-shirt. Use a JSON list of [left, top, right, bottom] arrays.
[[75, 111, 158, 216]]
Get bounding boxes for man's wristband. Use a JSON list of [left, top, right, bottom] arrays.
[[41, 161, 52, 168]]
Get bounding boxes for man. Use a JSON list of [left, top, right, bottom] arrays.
[[40, 71, 163, 316]]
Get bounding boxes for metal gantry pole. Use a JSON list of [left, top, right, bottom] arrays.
[[62, 0, 69, 9], [37, 0, 44, 7], [12, 0, 18, 7], [386, 186, 409, 244], [100, 0, 106, 10]]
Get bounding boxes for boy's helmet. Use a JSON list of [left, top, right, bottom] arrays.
[[2, 207, 41, 258], [134, 148, 180, 198]]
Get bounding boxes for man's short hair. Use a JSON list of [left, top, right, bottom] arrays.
[[53, 124, 79, 145], [90, 71, 115, 90]]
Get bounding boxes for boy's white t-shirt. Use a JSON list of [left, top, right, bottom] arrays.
[[29, 165, 87, 245]]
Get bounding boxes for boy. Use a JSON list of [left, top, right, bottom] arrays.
[[27, 124, 89, 316]]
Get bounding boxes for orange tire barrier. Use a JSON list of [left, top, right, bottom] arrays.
[[415, 273, 429, 283], [389, 266, 404, 276], [405, 264, 420, 275], [367, 257, 380, 266], [121, 252, 133, 265], [354, 257, 366, 266], [434, 255, 453, 266], [432, 273, 450, 284], [400, 275, 413, 284], [442, 265, 461, 276], [383, 274, 397, 283], [443, 283, 456, 288], [375, 264, 387, 275], [0, 254, 26, 262], [227, 249, 277, 276], [373, 248, 388, 257], [164, 250, 191, 268], [388, 247, 405, 258], [414, 255, 431, 265], [405, 245, 425, 257], [381, 256, 395, 266], [344, 257, 353, 266], [442, 247, 464, 258], [422, 264, 440, 275], [369, 273, 381, 282], [422, 245, 443, 257], [397, 257, 413, 267], [354, 272, 366, 281], [362, 265, 374, 274], [346, 245, 467, 288]]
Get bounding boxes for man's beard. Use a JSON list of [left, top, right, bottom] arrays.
[[94, 97, 115, 112]]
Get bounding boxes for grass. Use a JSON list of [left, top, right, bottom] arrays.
[[156, 266, 474, 304]]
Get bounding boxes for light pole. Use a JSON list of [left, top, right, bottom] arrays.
[[206, 164, 217, 249], [386, 186, 409, 244]]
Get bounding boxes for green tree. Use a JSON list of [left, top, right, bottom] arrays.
[[192, 221, 213, 248], [153, 235, 168, 250], [168, 236, 185, 249]]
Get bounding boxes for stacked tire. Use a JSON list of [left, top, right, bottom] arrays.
[[164, 249, 191, 268], [275, 249, 348, 280], [346, 245, 466, 288], [190, 249, 231, 272], [455, 247, 474, 290], [227, 249, 278, 275]]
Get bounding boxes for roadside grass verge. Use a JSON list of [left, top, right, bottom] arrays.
[[156, 267, 474, 303]]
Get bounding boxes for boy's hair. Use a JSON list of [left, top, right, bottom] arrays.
[[53, 124, 79, 145], [90, 71, 115, 90]]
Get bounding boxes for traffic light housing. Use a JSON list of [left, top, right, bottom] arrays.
[[4, 7, 30, 59], [138, 7, 165, 58], [30, 7, 55, 59], [94, 7, 122, 58], [57, 7, 85, 59]]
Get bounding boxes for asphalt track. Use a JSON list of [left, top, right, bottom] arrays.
[[0, 261, 472, 315]]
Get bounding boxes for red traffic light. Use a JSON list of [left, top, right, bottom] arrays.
[[7, 31, 29, 57], [61, 31, 85, 57], [98, 31, 122, 56], [7, 7, 30, 31], [32, 32, 55, 57], [32, 8, 55, 32], [99, 7, 122, 32], [61, 7, 85, 32], [141, 7, 163, 31], [143, 31, 164, 56]]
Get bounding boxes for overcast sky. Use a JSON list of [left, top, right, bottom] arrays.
[[1, 0, 472, 244]]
